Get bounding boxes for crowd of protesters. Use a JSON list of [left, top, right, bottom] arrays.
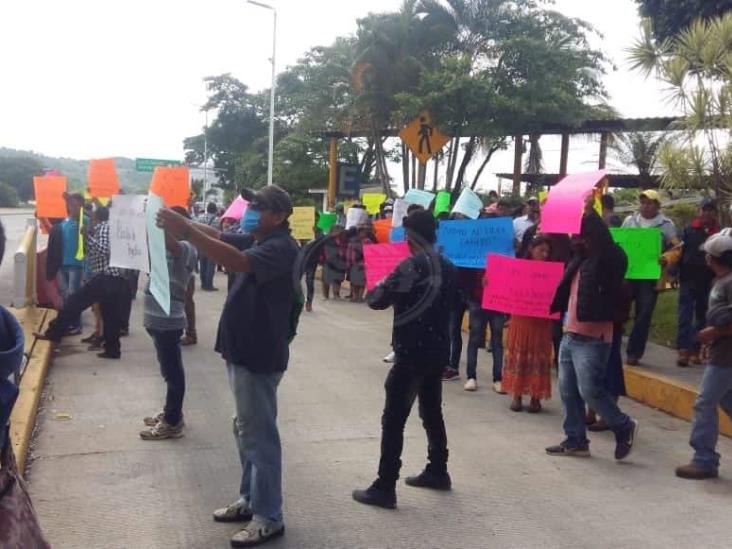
[[6, 181, 732, 547]]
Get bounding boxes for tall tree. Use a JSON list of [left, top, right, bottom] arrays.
[[0, 156, 45, 201], [636, 0, 732, 42]]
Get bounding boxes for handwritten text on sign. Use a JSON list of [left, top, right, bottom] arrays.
[[482, 254, 564, 319], [363, 242, 411, 290], [109, 195, 150, 273], [437, 217, 514, 268]]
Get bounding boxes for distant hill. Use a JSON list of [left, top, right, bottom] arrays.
[[0, 147, 154, 193]]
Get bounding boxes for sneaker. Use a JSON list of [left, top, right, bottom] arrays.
[[64, 326, 82, 336], [690, 352, 703, 366], [97, 351, 120, 360], [81, 333, 102, 344], [464, 378, 478, 391], [405, 469, 451, 491], [230, 517, 285, 547], [143, 412, 165, 427], [675, 463, 719, 480], [119, 328, 129, 337], [382, 351, 395, 363], [87, 341, 103, 351], [626, 357, 640, 366], [493, 381, 507, 394], [545, 441, 591, 457], [180, 335, 197, 346], [139, 418, 184, 440], [352, 480, 396, 509], [442, 368, 460, 381], [614, 420, 638, 460], [213, 501, 254, 523], [677, 349, 690, 368]]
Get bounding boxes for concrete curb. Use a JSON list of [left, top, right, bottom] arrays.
[[624, 365, 732, 437], [9, 306, 56, 472]]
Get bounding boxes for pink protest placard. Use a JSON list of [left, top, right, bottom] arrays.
[[221, 196, 248, 221], [482, 254, 565, 319], [540, 170, 606, 234], [363, 242, 411, 290]]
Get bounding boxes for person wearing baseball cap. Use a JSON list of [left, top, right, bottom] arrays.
[[621, 189, 680, 365], [157, 184, 298, 547], [677, 233, 732, 479], [674, 198, 720, 367]]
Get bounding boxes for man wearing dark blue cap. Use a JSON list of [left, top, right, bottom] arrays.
[[158, 185, 299, 548]]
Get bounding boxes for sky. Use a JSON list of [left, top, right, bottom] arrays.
[[0, 0, 675, 189]]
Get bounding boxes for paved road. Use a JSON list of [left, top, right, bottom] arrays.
[[25, 277, 732, 548]]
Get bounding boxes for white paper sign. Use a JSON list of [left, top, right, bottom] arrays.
[[109, 194, 150, 273], [391, 199, 409, 228], [146, 193, 171, 315], [346, 207, 369, 229]]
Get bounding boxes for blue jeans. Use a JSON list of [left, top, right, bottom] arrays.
[[466, 301, 504, 381], [627, 280, 658, 360], [689, 364, 732, 472], [199, 257, 216, 289], [227, 363, 284, 524], [57, 266, 83, 327], [147, 328, 185, 425], [677, 280, 710, 352], [559, 333, 631, 447], [448, 298, 468, 370]]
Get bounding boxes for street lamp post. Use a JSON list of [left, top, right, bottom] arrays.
[[247, 0, 276, 186]]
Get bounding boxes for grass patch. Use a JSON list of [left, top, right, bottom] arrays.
[[629, 289, 678, 349]]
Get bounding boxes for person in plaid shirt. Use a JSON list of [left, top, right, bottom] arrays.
[[39, 206, 130, 359]]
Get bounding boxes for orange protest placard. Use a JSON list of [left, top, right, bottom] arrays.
[[33, 176, 68, 218], [88, 158, 120, 198], [373, 219, 392, 243], [149, 166, 190, 208]]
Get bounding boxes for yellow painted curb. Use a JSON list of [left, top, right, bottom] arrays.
[[624, 365, 732, 437], [8, 307, 56, 472]]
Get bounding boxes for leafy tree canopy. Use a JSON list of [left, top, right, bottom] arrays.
[[636, 0, 732, 42]]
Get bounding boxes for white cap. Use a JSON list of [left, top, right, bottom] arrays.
[[702, 233, 732, 257]]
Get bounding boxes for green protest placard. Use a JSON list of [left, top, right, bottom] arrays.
[[317, 212, 337, 233], [434, 191, 452, 217], [610, 228, 662, 280]]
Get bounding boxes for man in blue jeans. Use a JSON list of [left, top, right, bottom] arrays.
[[158, 185, 298, 548], [196, 202, 220, 291], [676, 234, 732, 479], [57, 193, 86, 334], [547, 211, 638, 459]]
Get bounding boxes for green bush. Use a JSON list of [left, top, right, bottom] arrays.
[[663, 202, 698, 229], [0, 181, 19, 207]]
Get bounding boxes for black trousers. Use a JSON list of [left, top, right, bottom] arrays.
[[147, 328, 185, 425], [46, 274, 129, 356], [377, 365, 448, 487], [121, 271, 140, 332], [305, 265, 317, 305]]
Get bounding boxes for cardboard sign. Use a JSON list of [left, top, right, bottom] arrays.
[[291, 206, 316, 240], [346, 207, 369, 229], [541, 170, 606, 234], [317, 212, 337, 233], [434, 191, 452, 217], [482, 254, 564, 319], [391, 199, 409, 227], [362, 193, 387, 215], [222, 196, 248, 221], [373, 219, 391, 243], [363, 242, 411, 290], [436, 218, 514, 268], [146, 193, 171, 315], [149, 166, 190, 208], [610, 228, 662, 280], [88, 158, 120, 198], [109, 194, 150, 273], [404, 189, 435, 209], [33, 176, 68, 218], [451, 187, 483, 219]]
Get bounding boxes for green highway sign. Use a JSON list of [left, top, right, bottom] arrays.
[[135, 158, 184, 172]]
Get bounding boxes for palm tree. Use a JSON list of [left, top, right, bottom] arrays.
[[609, 132, 670, 188]]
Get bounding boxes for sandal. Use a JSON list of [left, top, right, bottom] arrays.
[[527, 399, 542, 414], [510, 399, 523, 412]]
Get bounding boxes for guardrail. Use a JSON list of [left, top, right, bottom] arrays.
[[13, 218, 37, 308]]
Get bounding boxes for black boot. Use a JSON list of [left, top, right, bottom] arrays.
[[352, 480, 396, 509], [405, 468, 451, 491]]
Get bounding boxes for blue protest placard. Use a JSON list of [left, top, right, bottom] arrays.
[[146, 192, 171, 315], [390, 226, 405, 242], [437, 217, 514, 268]]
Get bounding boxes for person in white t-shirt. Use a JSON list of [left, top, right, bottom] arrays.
[[513, 197, 540, 245]]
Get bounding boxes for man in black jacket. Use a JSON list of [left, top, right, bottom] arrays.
[[352, 210, 457, 510], [546, 211, 638, 460]]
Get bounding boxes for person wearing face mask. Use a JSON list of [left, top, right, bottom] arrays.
[[157, 185, 299, 548]]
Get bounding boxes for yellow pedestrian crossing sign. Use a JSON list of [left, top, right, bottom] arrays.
[[399, 111, 450, 165]]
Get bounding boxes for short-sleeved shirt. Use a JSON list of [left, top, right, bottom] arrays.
[[513, 215, 535, 243], [707, 272, 732, 368], [144, 241, 197, 331], [215, 228, 300, 373], [61, 219, 83, 268]]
